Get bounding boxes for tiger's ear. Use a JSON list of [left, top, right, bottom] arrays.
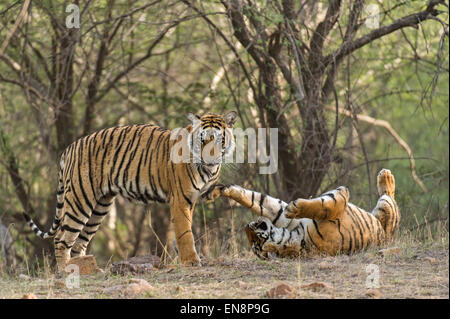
[[186, 113, 201, 126], [224, 111, 237, 127]]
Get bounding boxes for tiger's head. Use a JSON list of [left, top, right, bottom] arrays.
[[245, 217, 303, 259], [187, 112, 237, 167], [244, 217, 275, 260]]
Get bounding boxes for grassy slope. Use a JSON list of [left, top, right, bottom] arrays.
[[0, 234, 448, 299]]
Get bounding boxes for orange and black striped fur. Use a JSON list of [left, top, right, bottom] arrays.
[[210, 169, 399, 259], [24, 112, 237, 271]]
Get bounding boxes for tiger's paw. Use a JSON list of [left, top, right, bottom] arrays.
[[276, 243, 301, 258], [202, 184, 230, 203], [377, 169, 395, 198], [180, 254, 201, 267], [182, 260, 201, 267], [285, 200, 303, 219], [221, 184, 240, 198], [181, 259, 201, 267]]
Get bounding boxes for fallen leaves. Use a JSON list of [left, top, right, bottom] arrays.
[[300, 282, 333, 292], [267, 281, 334, 298], [54, 280, 66, 289], [365, 289, 382, 299], [268, 283, 295, 298], [423, 257, 437, 265], [176, 285, 185, 292], [377, 247, 401, 257]]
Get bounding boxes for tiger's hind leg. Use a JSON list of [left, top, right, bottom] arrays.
[[53, 192, 93, 272], [377, 168, 395, 198], [71, 195, 115, 258], [371, 169, 400, 241], [285, 186, 349, 221]]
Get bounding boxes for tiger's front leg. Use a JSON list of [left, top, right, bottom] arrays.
[[218, 184, 287, 220], [170, 198, 201, 266]]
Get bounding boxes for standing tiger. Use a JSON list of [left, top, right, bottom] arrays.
[[24, 111, 237, 271], [208, 169, 399, 258]]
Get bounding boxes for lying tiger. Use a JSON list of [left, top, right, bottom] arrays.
[[208, 169, 399, 259]]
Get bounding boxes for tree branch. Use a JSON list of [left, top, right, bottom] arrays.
[[93, 21, 179, 106], [181, 0, 259, 105], [221, 0, 266, 67], [83, 0, 118, 135], [0, 0, 30, 56], [0, 129, 36, 215], [324, 1, 445, 66], [308, 0, 341, 72], [326, 106, 428, 193]]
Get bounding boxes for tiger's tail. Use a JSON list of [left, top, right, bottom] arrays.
[[23, 212, 59, 239], [23, 156, 66, 239]]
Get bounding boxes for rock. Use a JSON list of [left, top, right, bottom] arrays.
[[125, 281, 153, 296], [268, 283, 295, 298], [21, 293, 37, 299], [365, 289, 382, 299], [66, 255, 101, 275], [301, 282, 333, 292], [103, 279, 154, 297], [125, 279, 153, 296], [377, 247, 401, 257], [110, 254, 160, 275]]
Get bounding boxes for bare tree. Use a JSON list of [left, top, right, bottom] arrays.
[[0, 0, 186, 259], [183, 0, 447, 199]]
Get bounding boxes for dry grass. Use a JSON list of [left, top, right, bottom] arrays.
[[0, 230, 448, 299]]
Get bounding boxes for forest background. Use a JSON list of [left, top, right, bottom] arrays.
[[0, 0, 448, 273]]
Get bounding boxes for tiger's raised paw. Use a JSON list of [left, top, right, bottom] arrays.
[[377, 169, 395, 198], [285, 200, 304, 219], [201, 184, 231, 203]]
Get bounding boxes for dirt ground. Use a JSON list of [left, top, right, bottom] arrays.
[[1, 239, 448, 299]]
